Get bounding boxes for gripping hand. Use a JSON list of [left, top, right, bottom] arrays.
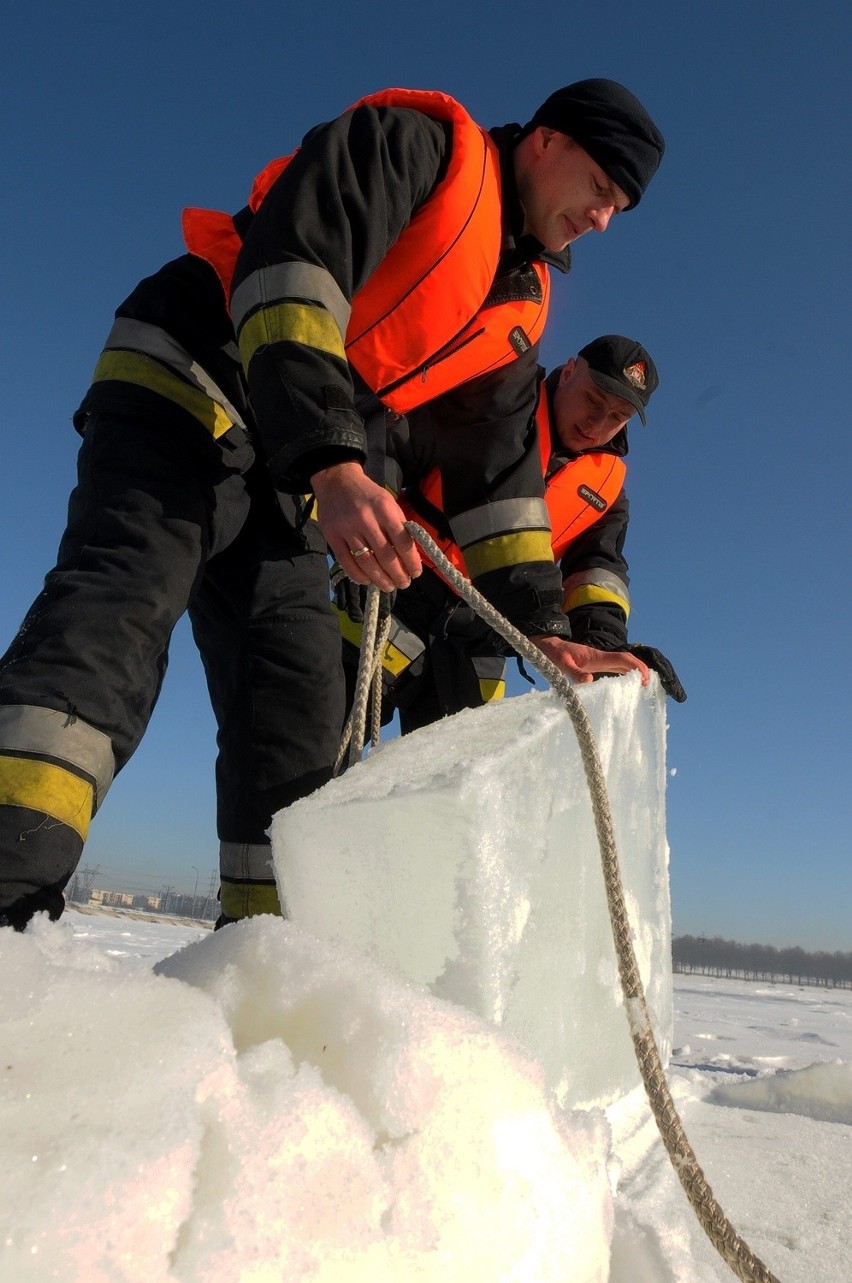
[[331, 563, 396, 625]]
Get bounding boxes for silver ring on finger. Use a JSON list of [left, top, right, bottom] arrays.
[[350, 545, 373, 559]]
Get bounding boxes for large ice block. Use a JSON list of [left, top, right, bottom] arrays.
[[272, 676, 672, 1109]]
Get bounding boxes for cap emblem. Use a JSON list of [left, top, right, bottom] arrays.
[[623, 361, 646, 390]]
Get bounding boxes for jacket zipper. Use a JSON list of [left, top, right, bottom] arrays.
[[375, 325, 486, 400]]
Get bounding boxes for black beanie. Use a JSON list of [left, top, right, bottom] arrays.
[[527, 78, 664, 209]]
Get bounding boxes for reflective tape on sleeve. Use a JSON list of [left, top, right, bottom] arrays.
[[451, 498, 551, 550], [231, 263, 351, 337], [237, 302, 347, 369], [462, 529, 555, 578], [95, 319, 247, 434], [563, 569, 631, 616], [92, 352, 236, 437]]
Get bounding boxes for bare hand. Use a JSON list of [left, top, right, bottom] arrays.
[[311, 461, 422, 590], [529, 635, 650, 686]]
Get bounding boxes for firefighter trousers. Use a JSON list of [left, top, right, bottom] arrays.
[[0, 403, 344, 928]]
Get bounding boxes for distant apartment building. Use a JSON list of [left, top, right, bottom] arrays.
[[67, 879, 215, 921], [89, 888, 135, 909]]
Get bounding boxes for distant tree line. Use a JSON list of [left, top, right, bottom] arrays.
[[673, 935, 852, 988]]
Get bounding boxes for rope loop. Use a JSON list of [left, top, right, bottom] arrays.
[[339, 521, 781, 1283]]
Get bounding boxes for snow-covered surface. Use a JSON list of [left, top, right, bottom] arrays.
[[1, 910, 849, 1281], [275, 681, 672, 1110], [1, 682, 849, 1281]]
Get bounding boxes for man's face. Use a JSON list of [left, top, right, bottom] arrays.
[[516, 129, 629, 251], [552, 357, 635, 453]]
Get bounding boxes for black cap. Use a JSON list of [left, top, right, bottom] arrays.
[[528, 78, 664, 209], [578, 335, 658, 424]]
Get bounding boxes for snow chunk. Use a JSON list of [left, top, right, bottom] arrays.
[[710, 1059, 852, 1125], [0, 914, 614, 1281]]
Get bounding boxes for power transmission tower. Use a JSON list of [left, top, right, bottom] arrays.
[[78, 866, 100, 903], [201, 872, 217, 922]]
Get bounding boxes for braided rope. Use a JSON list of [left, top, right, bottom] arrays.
[[370, 612, 392, 748], [343, 521, 780, 1283], [334, 590, 392, 774]]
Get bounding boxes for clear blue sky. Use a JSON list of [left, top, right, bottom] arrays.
[[2, 1, 850, 948]]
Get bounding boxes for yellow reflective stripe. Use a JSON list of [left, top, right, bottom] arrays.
[[101, 319, 248, 430], [231, 264, 351, 337], [219, 879, 283, 920], [563, 582, 631, 617], [92, 351, 234, 438], [381, 640, 418, 677], [237, 302, 346, 368], [300, 494, 321, 523], [335, 607, 364, 648], [462, 530, 554, 578], [0, 756, 94, 840], [334, 608, 420, 677]]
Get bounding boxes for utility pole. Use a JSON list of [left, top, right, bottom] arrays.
[[191, 866, 200, 919], [201, 872, 216, 922]]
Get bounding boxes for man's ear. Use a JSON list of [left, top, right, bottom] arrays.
[[539, 128, 573, 154], [558, 357, 578, 386], [533, 125, 558, 155]]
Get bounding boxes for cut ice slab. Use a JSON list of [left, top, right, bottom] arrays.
[[273, 677, 672, 1109]]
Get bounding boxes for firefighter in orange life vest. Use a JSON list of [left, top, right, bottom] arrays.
[[0, 80, 664, 930], [337, 335, 686, 731]]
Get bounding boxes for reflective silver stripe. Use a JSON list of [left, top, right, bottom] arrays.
[[386, 617, 427, 664], [103, 319, 248, 430], [219, 840, 275, 882], [563, 568, 631, 610], [231, 263, 351, 338], [451, 498, 551, 549], [0, 704, 115, 811], [471, 655, 507, 682]]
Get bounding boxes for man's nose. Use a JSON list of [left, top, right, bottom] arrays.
[[589, 205, 614, 233]]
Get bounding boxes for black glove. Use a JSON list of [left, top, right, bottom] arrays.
[[331, 564, 365, 623], [627, 644, 687, 702], [331, 565, 396, 624]]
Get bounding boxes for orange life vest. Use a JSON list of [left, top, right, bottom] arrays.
[[182, 88, 550, 414], [401, 387, 626, 577]]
